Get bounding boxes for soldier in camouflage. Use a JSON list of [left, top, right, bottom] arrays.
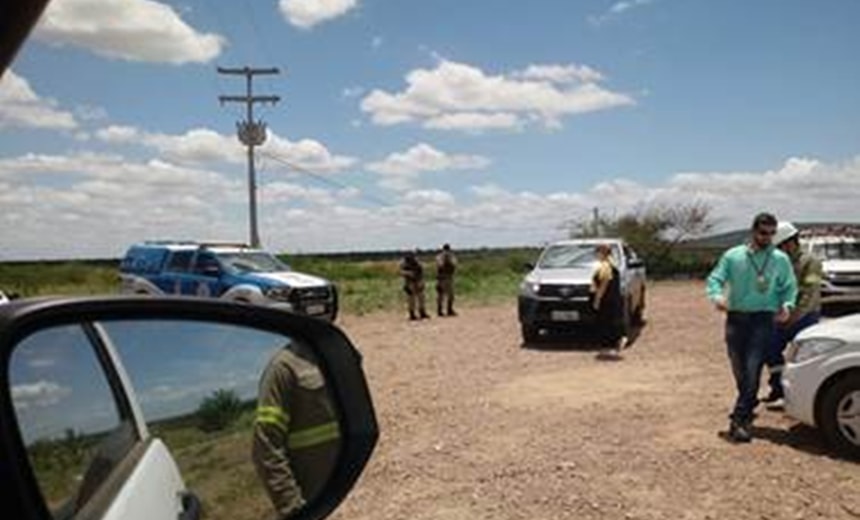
[[400, 250, 430, 320], [435, 243, 458, 317]]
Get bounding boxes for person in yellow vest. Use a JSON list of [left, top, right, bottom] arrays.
[[252, 342, 341, 518]]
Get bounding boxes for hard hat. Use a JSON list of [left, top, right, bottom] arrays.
[[773, 221, 799, 245]]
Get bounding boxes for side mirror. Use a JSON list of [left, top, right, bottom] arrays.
[[523, 262, 535, 272], [200, 264, 221, 277], [0, 297, 377, 520], [627, 258, 644, 269]]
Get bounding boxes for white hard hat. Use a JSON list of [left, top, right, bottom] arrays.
[[773, 221, 799, 245]]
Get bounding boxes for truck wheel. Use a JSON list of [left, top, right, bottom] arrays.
[[633, 287, 645, 325], [521, 324, 540, 344], [818, 374, 860, 459]]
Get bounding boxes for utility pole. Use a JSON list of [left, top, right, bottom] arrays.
[[217, 66, 280, 248]]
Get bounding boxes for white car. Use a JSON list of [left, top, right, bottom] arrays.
[[783, 313, 860, 458]]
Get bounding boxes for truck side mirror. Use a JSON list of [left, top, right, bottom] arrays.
[[627, 258, 644, 269]]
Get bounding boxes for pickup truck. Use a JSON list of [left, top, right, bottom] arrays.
[[119, 241, 338, 321], [518, 238, 647, 342]]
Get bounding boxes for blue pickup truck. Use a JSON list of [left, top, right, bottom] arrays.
[[119, 241, 338, 321]]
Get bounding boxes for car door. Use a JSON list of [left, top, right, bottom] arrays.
[[189, 251, 225, 297], [6, 320, 190, 520]]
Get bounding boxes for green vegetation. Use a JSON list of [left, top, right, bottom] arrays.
[[0, 248, 542, 315], [197, 389, 244, 432]]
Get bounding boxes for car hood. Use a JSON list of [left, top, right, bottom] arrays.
[[250, 271, 329, 288], [822, 259, 860, 273], [795, 313, 860, 344], [528, 266, 595, 285]]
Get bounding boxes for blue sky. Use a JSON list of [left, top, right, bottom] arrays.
[[1, 0, 859, 260]]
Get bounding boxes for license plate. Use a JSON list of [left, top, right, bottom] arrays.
[[551, 310, 580, 321], [305, 304, 326, 315]]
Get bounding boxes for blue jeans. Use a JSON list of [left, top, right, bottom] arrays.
[[725, 311, 774, 424], [765, 312, 820, 397]]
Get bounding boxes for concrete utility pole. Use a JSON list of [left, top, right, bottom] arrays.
[[217, 66, 280, 248]]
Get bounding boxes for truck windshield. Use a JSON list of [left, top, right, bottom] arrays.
[[811, 241, 860, 261], [538, 245, 600, 268], [217, 252, 290, 273]]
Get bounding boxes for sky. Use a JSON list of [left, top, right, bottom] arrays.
[[1, 0, 859, 260], [11, 320, 285, 442]]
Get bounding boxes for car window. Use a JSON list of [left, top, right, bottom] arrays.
[[217, 252, 290, 273], [165, 251, 194, 273], [9, 324, 137, 518], [538, 245, 597, 268], [97, 319, 341, 520]]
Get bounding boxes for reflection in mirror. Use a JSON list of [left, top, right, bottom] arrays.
[[9, 319, 342, 520]]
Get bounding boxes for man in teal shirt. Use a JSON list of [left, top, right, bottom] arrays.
[[706, 212, 798, 443]]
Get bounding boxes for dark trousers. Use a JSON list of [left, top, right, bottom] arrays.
[[725, 311, 774, 424], [764, 311, 820, 397]]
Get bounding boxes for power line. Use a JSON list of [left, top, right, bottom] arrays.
[[258, 150, 551, 234]]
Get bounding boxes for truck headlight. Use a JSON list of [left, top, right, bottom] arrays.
[[264, 287, 293, 301], [520, 281, 540, 297], [789, 338, 846, 363]]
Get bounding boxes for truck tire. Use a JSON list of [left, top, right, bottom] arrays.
[[633, 286, 645, 325], [818, 374, 860, 459], [521, 324, 540, 344]]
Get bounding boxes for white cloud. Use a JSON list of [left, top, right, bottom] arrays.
[[3, 150, 860, 260], [0, 71, 78, 130], [279, 0, 358, 29], [589, 0, 656, 26], [342, 86, 365, 99], [366, 143, 490, 191], [12, 380, 71, 409], [36, 0, 225, 64], [360, 59, 634, 132], [96, 125, 357, 173]]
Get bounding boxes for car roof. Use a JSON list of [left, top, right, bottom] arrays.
[[547, 238, 624, 246]]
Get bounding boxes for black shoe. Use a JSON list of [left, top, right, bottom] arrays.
[[761, 390, 784, 404], [447, 309, 457, 316], [409, 312, 418, 321], [420, 312, 430, 319], [729, 421, 752, 443], [437, 309, 445, 317]]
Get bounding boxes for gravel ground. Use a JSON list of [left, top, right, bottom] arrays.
[[330, 281, 859, 520]]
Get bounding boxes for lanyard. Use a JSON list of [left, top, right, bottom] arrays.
[[747, 247, 772, 292]]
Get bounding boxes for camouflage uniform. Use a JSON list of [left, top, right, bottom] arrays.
[[400, 253, 429, 320], [435, 246, 458, 316], [252, 344, 341, 518]]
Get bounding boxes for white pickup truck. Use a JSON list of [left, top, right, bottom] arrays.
[[517, 238, 647, 342], [801, 230, 860, 314]]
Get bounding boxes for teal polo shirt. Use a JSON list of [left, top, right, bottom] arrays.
[[706, 243, 798, 313]]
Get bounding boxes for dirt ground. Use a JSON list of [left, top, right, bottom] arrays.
[[329, 281, 859, 520]]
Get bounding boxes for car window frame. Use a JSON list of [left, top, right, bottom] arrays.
[[1, 320, 148, 520]]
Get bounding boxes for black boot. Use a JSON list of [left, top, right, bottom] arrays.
[[420, 310, 430, 319], [409, 311, 418, 321], [447, 305, 457, 316], [728, 420, 752, 443]]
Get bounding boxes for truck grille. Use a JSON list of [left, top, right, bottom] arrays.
[[289, 286, 332, 302], [537, 284, 591, 299]]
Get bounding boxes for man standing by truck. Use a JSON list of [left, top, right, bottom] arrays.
[[762, 221, 823, 409], [706, 212, 797, 443]]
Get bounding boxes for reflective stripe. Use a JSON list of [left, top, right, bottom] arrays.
[[256, 406, 289, 432], [288, 421, 340, 450], [804, 274, 822, 285]]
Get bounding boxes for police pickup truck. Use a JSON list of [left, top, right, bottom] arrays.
[[119, 241, 338, 321]]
